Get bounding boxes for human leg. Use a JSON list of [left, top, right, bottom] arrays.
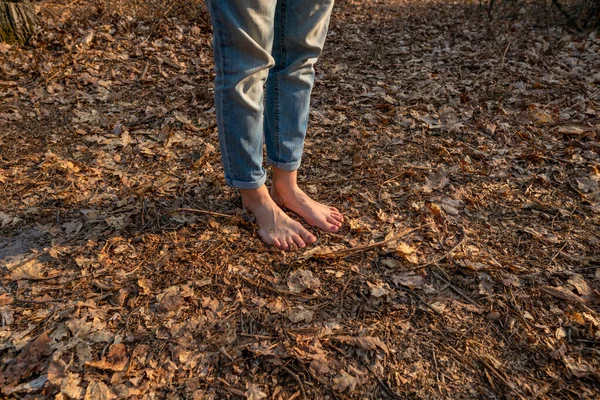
[[264, 0, 335, 170], [205, 0, 275, 189], [206, 0, 317, 249], [264, 0, 343, 233]]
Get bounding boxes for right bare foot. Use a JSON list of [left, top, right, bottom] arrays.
[[240, 186, 317, 250]]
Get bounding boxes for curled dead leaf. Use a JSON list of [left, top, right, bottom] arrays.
[[422, 172, 449, 193], [568, 274, 591, 296]]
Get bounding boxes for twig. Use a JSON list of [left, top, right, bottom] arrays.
[[562, 88, 600, 112], [478, 356, 520, 394], [216, 379, 246, 397], [408, 226, 466, 270], [282, 366, 307, 400], [312, 226, 424, 259], [300, 177, 349, 185], [239, 275, 319, 299], [363, 363, 403, 400], [431, 268, 482, 308], [549, 241, 568, 264], [137, 2, 177, 47], [42, 0, 82, 8], [240, 333, 275, 340], [500, 38, 511, 65], [171, 207, 237, 219], [399, 285, 443, 317], [384, 271, 443, 317], [123, 256, 151, 277]]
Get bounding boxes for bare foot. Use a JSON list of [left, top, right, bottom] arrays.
[[271, 170, 343, 233], [240, 186, 317, 250]]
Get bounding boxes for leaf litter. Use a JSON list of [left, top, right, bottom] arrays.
[[0, 0, 599, 398]]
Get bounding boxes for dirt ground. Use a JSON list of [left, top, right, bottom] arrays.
[[1, 0, 599, 398]]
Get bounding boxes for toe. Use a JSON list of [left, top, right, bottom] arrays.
[[279, 238, 289, 250], [331, 212, 344, 223], [272, 238, 282, 248], [291, 234, 306, 248], [286, 237, 296, 250], [300, 230, 317, 244], [326, 216, 342, 227]]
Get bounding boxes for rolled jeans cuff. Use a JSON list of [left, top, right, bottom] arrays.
[[225, 171, 267, 189], [266, 156, 301, 171]]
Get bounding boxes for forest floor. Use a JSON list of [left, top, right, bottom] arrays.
[[1, 0, 599, 398]]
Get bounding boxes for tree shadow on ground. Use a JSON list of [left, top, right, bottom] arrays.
[[1, 0, 599, 398]]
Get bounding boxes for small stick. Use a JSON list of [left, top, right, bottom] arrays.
[[239, 275, 319, 299], [171, 207, 237, 219], [432, 268, 482, 308], [401, 286, 443, 317], [313, 226, 424, 259], [282, 366, 307, 400], [408, 227, 465, 270], [549, 241, 568, 263], [363, 363, 403, 400], [240, 333, 275, 340]]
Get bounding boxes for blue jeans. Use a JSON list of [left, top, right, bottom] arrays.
[[205, 0, 335, 189]]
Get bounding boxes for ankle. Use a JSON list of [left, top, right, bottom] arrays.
[[272, 180, 299, 195], [271, 168, 300, 193], [240, 186, 272, 210]]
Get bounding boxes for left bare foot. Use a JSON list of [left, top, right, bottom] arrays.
[[271, 183, 343, 233]]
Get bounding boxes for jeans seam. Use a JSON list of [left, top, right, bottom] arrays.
[[274, 0, 287, 163], [210, 1, 233, 183]]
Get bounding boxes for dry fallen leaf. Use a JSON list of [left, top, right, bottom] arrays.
[[60, 373, 85, 400], [287, 269, 321, 293], [335, 335, 390, 355], [392, 272, 425, 289], [332, 370, 361, 392], [394, 242, 419, 264], [367, 281, 390, 298], [562, 356, 597, 378], [568, 274, 591, 296], [245, 384, 267, 400], [288, 306, 314, 323], [85, 343, 128, 371], [0, 293, 14, 306], [84, 380, 117, 400], [556, 125, 585, 135], [422, 172, 449, 193], [8, 260, 47, 281]]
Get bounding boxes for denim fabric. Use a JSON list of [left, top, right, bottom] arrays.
[[205, 0, 334, 189]]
